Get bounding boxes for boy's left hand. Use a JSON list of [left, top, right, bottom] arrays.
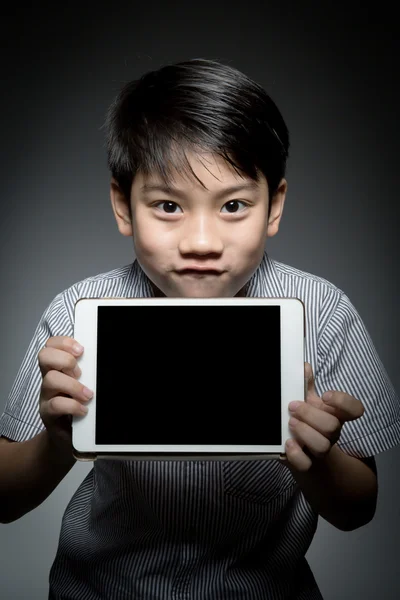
[[282, 362, 365, 472]]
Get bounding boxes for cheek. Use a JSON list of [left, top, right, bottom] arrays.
[[134, 230, 161, 258], [232, 216, 268, 249], [132, 215, 176, 265], [132, 209, 160, 252]]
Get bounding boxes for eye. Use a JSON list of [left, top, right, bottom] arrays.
[[221, 200, 249, 213], [154, 201, 183, 214]]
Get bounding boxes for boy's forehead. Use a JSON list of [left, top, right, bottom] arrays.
[[134, 151, 267, 194]]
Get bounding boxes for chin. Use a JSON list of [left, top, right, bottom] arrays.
[[153, 273, 245, 298], [172, 285, 238, 299]]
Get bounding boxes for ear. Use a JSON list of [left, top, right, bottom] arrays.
[[266, 178, 287, 238], [110, 178, 133, 237]]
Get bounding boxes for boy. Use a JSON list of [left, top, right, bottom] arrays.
[[1, 58, 399, 600]]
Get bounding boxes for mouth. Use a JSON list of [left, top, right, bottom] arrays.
[[176, 269, 224, 277]]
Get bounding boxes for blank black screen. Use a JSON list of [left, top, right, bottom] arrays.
[[95, 306, 281, 445]]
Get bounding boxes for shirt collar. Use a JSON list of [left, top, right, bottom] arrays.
[[247, 251, 286, 298]]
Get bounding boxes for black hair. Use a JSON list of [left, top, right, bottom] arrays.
[[104, 58, 289, 218]]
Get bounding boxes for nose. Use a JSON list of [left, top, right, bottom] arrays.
[[178, 213, 224, 256]]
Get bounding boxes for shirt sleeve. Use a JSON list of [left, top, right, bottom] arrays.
[[0, 292, 74, 442], [314, 291, 400, 458]]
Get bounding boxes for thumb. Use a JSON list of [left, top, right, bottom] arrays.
[[304, 362, 338, 415], [304, 362, 318, 401]]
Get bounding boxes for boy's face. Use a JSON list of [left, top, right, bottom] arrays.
[[111, 151, 286, 297]]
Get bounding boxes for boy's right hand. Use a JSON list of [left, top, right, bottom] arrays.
[[38, 336, 94, 454]]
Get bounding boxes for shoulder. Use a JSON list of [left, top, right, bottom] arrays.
[[265, 256, 354, 335], [270, 257, 345, 308], [67, 263, 135, 295], [273, 258, 345, 297], [270, 259, 372, 341], [46, 262, 144, 323]]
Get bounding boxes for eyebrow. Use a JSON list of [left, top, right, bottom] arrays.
[[140, 181, 260, 199]]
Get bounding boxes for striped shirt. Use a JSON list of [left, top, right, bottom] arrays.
[[1, 251, 400, 600]]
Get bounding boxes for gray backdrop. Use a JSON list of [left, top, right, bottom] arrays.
[[1, 2, 399, 599]]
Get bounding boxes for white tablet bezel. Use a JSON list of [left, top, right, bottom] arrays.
[[72, 297, 305, 461]]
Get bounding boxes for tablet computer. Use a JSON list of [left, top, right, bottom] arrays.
[[72, 297, 305, 461]]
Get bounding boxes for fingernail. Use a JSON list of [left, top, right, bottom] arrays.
[[83, 386, 94, 399], [73, 343, 84, 355], [323, 391, 333, 402], [289, 401, 301, 412], [289, 417, 299, 427]]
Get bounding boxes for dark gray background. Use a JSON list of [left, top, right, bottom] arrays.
[[1, 2, 399, 598]]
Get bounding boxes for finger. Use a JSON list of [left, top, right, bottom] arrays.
[[284, 438, 313, 471], [304, 361, 312, 380], [289, 417, 331, 459], [41, 370, 93, 404], [303, 363, 340, 416], [304, 362, 320, 402], [43, 336, 84, 358], [322, 391, 365, 421], [302, 394, 340, 420], [38, 347, 82, 379], [46, 395, 89, 418], [289, 402, 341, 440]]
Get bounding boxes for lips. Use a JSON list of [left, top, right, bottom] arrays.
[[177, 268, 224, 276]]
